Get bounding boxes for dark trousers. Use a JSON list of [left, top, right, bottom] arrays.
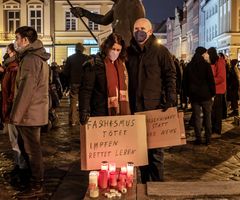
[[192, 100, 212, 142], [139, 148, 164, 183], [212, 94, 224, 134], [17, 126, 44, 181], [222, 94, 228, 119], [69, 84, 80, 124]]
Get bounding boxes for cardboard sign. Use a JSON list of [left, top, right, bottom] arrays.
[[136, 108, 186, 149], [80, 115, 148, 170]]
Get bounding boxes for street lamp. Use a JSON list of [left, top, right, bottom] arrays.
[[157, 39, 162, 44]]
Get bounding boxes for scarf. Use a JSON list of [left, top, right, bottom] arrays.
[[104, 57, 130, 116]]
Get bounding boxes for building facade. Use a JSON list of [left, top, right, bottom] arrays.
[[172, 7, 183, 59], [0, 0, 113, 64], [200, 0, 240, 59], [0, 0, 53, 62]]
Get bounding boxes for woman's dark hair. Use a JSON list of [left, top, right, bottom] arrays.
[[218, 52, 225, 59], [15, 26, 38, 43], [7, 43, 15, 53], [100, 33, 127, 61], [208, 47, 219, 65], [230, 59, 238, 68]]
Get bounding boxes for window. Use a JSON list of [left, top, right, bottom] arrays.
[[7, 11, 20, 33], [239, 9, 240, 31], [212, 26, 214, 39], [88, 12, 99, 31], [206, 29, 208, 42], [28, 5, 42, 33], [83, 39, 98, 45], [215, 25, 217, 37], [90, 47, 99, 55], [65, 11, 77, 31], [67, 46, 75, 57]]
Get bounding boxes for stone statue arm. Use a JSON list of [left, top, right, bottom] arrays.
[[71, 7, 114, 25]]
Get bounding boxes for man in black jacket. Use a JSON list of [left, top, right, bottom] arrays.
[[63, 43, 89, 126], [127, 18, 176, 183], [183, 47, 216, 145]]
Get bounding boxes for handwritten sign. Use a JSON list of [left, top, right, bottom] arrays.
[[80, 115, 148, 170], [136, 108, 186, 149]]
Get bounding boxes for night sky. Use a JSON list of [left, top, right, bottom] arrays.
[[142, 0, 184, 23]]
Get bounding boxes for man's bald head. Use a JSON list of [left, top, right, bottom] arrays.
[[133, 18, 153, 45]]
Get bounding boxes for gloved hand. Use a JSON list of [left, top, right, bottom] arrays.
[[70, 7, 84, 18], [80, 111, 90, 125], [162, 102, 174, 112]]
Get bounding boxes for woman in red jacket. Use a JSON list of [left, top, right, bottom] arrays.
[[208, 47, 227, 138]]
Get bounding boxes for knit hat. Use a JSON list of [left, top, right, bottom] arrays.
[[195, 46, 207, 55]]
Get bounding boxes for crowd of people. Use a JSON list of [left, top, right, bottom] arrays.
[[0, 17, 240, 199]]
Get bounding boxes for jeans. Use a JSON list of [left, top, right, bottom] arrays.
[[17, 126, 43, 181], [69, 84, 80, 124], [192, 100, 213, 142], [8, 124, 27, 169]]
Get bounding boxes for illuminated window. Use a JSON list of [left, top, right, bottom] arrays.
[[90, 47, 99, 55], [67, 46, 75, 57]]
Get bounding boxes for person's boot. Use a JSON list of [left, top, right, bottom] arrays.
[[16, 180, 44, 199]]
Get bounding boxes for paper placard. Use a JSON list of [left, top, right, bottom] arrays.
[[136, 107, 186, 149], [80, 115, 148, 170]]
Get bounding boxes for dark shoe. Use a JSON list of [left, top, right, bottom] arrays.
[[194, 139, 202, 145], [16, 181, 44, 199], [205, 139, 211, 146]]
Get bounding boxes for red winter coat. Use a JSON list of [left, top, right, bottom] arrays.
[[211, 57, 226, 94], [2, 59, 18, 123]]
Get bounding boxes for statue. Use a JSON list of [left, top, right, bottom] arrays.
[[70, 0, 145, 46]]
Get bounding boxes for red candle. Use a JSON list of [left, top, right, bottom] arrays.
[[126, 176, 133, 188], [117, 181, 125, 191], [109, 172, 117, 187], [98, 170, 108, 189]]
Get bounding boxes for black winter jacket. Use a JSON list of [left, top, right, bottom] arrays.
[[63, 52, 90, 85], [183, 54, 216, 102], [127, 35, 177, 112], [79, 53, 108, 116]]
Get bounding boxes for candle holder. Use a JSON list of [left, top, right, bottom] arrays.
[[89, 171, 99, 188], [109, 171, 117, 187], [119, 165, 127, 183], [109, 162, 116, 172], [127, 162, 134, 178], [101, 161, 109, 171], [98, 170, 108, 189]]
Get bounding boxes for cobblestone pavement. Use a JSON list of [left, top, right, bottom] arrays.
[[0, 99, 240, 200]]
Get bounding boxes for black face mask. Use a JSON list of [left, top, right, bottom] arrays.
[[134, 30, 147, 43]]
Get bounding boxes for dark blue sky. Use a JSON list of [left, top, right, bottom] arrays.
[[142, 0, 184, 23]]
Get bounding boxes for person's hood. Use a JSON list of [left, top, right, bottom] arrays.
[[19, 39, 51, 61]]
